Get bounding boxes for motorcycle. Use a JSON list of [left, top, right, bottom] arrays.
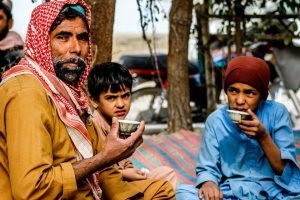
[[119, 54, 206, 124]]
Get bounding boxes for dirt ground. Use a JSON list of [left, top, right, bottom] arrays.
[[112, 33, 168, 62]]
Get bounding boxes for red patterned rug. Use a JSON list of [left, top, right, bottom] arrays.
[[132, 129, 300, 184]]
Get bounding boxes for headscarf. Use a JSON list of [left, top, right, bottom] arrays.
[[24, 0, 92, 112], [224, 56, 270, 100], [2, 1, 102, 199]]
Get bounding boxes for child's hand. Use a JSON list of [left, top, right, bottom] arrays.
[[198, 181, 222, 200], [121, 167, 148, 181], [238, 109, 267, 140], [140, 167, 150, 175]]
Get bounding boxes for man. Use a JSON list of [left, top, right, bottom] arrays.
[[176, 56, 300, 199], [0, 1, 175, 199], [0, 0, 24, 80]]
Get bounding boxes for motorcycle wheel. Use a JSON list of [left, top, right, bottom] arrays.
[[127, 87, 168, 124]]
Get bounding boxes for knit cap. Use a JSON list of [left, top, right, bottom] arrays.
[[224, 56, 270, 100]]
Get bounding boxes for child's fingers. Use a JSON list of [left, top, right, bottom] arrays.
[[198, 189, 204, 199], [247, 108, 257, 120]]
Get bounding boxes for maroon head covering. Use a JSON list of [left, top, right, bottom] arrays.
[[224, 56, 270, 100]]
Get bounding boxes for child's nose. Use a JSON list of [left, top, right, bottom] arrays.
[[236, 93, 246, 105], [116, 98, 124, 107]]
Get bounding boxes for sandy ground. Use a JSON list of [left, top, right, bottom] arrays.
[[112, 33, 168, 62]]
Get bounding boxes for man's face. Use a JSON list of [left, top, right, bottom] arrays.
[[50, 17, 89, 86], [0, 9, 10, 40], [227, 82, 261, 112], [96, 85, 131, 124]]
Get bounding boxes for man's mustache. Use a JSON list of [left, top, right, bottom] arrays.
[[53, 57, 87, 69]]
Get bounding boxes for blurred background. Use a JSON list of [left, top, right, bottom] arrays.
[[9, 0, 300, 133]]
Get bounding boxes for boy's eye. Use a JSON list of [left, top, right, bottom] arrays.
[[227, 87, 238, 94], [106, 96, 116, 101], [122, 93, 131, 99], [245, 90, 257, 96]]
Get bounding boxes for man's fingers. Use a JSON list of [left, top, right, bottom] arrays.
[[129, 121, 144, 141], [109, 117, 119, 137], [137, 121, 145, 133]]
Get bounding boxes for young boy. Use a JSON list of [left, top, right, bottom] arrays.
[[88, 62, 178, 188], [176, 56, 300, 200]]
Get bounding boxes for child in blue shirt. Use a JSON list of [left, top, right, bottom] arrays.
[[176, 56, 300, 200]]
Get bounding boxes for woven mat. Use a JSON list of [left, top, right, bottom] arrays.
[[132, 129, 300, 185]]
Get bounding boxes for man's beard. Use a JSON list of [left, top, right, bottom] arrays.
[[53, 57, 87, 86], [0, 23, 9, 41]]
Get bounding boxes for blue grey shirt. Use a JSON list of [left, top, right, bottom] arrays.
[[196, 100, 300, 199]]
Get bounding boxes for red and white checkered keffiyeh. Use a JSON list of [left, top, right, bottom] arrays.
[[24, 0, 92, 113], [2, 0, 102, 199]]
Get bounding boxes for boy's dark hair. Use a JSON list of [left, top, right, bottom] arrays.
[[50, 4, 89, 33], [88, 62, 133, 100]]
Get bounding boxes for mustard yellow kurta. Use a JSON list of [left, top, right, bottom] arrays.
[[0, 74, 175, 200], [0, 74, 92, 199]]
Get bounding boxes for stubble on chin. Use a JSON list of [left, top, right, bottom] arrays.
[[52, 57, 87, 86]]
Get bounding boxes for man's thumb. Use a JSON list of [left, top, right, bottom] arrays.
[[110, 117, 119, 137]]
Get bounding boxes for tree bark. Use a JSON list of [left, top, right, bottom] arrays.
[[87, 0, 116, 66], [167, 0, 193, 133], [198, 2, 216, 115], [234, 6, 243, 55]]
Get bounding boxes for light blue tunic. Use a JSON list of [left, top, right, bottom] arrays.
[[176, 100, 300, 199]]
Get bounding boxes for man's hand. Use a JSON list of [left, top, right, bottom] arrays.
[[121, 167, 148, 181], [101, 117, 144, 166], [198, 181, 223, 200], [72, 117, 144, 181], [238, 109, 267, 140]]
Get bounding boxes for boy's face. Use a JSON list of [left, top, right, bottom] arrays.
[[227, 82, 261, 112], [96, 85, 131, 123]]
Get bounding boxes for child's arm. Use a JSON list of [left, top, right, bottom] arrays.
[[239, 109, 286, 175], [117, 157, 148, 181]]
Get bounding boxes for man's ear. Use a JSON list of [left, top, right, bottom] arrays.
[[8, 18, 13, 29]]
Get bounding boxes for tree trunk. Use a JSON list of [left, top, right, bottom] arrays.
[[167, 0, 193, 133], [234, 7, 243, 55], [198, 2, 216, 115], [87, 0, 116, 66]]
